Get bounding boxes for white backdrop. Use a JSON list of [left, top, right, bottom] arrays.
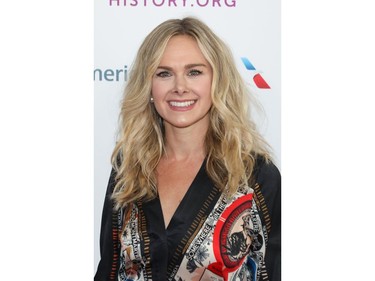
[[94, 0, 280, 272]]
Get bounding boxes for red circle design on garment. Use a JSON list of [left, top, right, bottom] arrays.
[[212, 193, 253, 273]]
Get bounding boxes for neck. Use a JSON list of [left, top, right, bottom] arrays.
[[163, 125, 207, 161]]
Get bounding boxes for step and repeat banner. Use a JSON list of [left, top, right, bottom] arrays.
[[94, 0, 280, 271]]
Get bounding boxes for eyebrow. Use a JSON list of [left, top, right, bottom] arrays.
[[156, 63, 208, 70]]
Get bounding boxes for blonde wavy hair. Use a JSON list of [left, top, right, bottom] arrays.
[[111, 17, 271, 209]]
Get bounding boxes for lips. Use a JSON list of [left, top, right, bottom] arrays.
[[168, 100, 196, 108]]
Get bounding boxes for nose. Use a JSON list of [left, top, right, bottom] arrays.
[[173, 75, 189, 95]]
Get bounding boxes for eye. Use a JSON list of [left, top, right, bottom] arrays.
[[188, 69, 203, 76], [155, 71, 171, 78]]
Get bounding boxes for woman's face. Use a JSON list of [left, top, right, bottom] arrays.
[[151, 35, 213, 132]]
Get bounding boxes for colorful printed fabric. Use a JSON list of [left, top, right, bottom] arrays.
[[94, 157, 281, 281]]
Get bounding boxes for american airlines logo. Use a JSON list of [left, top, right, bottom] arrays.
[[241, 57, 270, 89]]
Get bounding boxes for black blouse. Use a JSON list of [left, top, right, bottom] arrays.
[[95, 157, 281, 281]]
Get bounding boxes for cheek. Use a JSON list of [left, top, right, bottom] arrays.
[[151, 83, 165, 115], [200, 81, 213, 101], [151, 82, 159, 96], [151, 81, 167, 100]]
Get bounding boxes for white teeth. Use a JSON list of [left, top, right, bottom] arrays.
[[169, 100, 195, 107]]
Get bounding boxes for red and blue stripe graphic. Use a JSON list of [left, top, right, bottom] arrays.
[[241, 57, 270, 89]]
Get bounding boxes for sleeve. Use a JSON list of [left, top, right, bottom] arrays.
[[94, 168, 120, 281], [254, 158, 281, 281]]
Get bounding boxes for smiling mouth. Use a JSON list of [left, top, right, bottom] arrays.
[[169, 100, 196, 107]]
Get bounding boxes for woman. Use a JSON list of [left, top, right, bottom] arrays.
[[95, 17, 281, 281]]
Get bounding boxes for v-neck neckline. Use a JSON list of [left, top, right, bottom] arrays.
[[164, 158, 206, 231], [138, 159, 222, 280]]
